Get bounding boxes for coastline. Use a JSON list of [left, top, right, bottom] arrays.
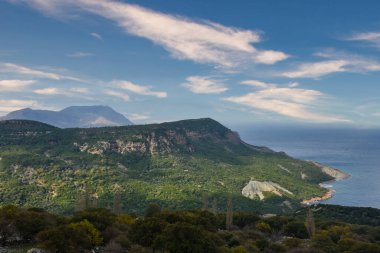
[[301, 161, 350, 205]]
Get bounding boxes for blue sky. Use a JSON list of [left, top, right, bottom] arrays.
[[1, 0, 380, 126]]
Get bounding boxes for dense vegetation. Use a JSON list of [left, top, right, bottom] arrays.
[[1, 204, 380, 253], [0, 119, 334, 214]]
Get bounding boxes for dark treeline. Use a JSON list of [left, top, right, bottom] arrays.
[[1, 203, 380, 253]]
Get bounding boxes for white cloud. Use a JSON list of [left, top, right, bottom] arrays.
[[0, 79, 36, 92], [280, 50, 380, 79], [12, 0, 288, 67], [0, 62, 82, 81], [0, 99, 40, 114], [103, 90, 130, 102], [112, 80, 167, 98], [254, 50, 289, 64], [67, 51, 94, 58], [288, 82, 299, 88], [347, 31, 380, 48], [33, 87, 60, 95], [128, 113, 150, 121], [224, 80, 349, 123], [33, 87, 90, 96], [90, 32, 103, 40], [182, 76, 228, 94], [281, 60, 347, 78], [241, 80, 275, 89]]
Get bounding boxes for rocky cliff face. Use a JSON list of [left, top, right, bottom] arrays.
[[242, 179, 294, 200], [75, 123, 245, 156], [76, 133, 193, 156], [310, 161, 350, 180]]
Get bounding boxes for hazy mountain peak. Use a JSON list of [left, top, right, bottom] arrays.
[[0, 105, 133, 128]]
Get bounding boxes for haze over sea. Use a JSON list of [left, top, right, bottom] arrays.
[[234, 125, 380, 209]]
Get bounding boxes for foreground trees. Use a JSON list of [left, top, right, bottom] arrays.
[[37, 220, 101, 253], [1, 204, 380, 253]]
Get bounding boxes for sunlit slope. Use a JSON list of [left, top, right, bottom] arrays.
[[0, 118, 333, 214]]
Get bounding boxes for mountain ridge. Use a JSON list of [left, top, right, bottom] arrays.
[[0, 118, 337, 214], [0, 105, 133, 128]]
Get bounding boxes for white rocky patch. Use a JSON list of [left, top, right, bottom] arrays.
[[277, 164, 291, 174], [309, 161, 350, 180], [242, 179, 293, 200]]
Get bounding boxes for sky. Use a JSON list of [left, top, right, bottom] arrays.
[[1, 0, 380, 127]]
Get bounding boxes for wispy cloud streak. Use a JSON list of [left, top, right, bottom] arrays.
[[224, 80, 349, 123], [11, 0, 288, 67]]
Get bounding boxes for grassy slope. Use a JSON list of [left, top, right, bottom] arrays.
[[0, 119, 332, 214]]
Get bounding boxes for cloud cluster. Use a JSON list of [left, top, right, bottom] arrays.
[[225, 80, 349, 123], [0, 99, 40, 114], [103, 90, 130, 102], [0, 79, 36, 92], [33, 87, 90, 97], [280, 50, 380, 79], [0, 60, 167, 110], [0, 62, 82, 81], [183, 76, 228, 94], [12, 0, 288, 68], [90, 32, 103, 40], [111, 80, 167, 98], [347, 31, 380, 48]]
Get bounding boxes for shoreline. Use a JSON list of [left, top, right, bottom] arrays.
[[301, 161, 350, 206]]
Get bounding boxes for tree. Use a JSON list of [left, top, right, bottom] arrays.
[[202, 192, 209, 211], [75, 184, 90, 212], [0, 205, 19, 246], [72, 208, 116, 231], [155, 222, 218, 253], [104, 240, 125, 253], [211, 199, 218, 214], [144, 203, 162, 218], [311, 230, 339, 253], [305, 208, 316, 237], [284, 221, 309, 239], [67, 220, 102, 247], [113, 191, 123, 215], [14, 209, 57, 242], [130, 218, 167, 248], [37, 228, 67, 253], [226, 196, 233, 230], [37, 220, 102, 253]]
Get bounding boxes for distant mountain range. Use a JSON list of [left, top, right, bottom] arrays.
[[0, 106, 133, 128]]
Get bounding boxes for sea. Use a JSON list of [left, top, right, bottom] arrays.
[[234, 125, 380, 209]]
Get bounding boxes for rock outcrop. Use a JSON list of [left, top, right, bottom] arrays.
[[310, 161, 350, 180], [242, 179, 293, 200]]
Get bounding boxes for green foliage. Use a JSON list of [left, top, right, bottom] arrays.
[[0, 119, 334, 215], [155, 222, 219, 253], [72, 208, 116, 231], [37, 220, 102, 253], [284, 221, 309, 239], [130, 218, 168, 248], [1, 205, 380, 253], [144, 203, 162, 218]]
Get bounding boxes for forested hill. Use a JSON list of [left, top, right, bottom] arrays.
[[0, 118, 335, 214]]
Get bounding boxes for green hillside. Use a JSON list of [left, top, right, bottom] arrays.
[[0, 119, 334, 214]]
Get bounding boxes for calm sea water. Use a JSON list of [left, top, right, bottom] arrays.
[[234, 126, 380, 209]]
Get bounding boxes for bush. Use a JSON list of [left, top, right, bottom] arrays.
[[37, 220, 102, 253], [284, 221, 309, 239]]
